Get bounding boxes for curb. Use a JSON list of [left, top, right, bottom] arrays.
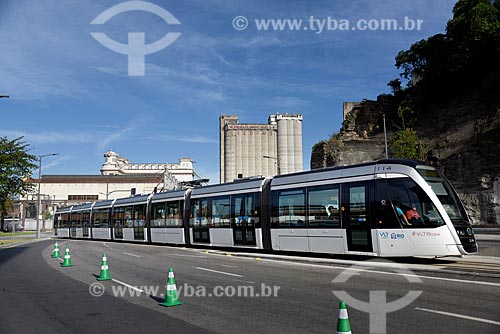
[[0, 237, 51, 249]]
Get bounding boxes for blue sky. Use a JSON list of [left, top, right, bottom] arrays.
[[0, 0, 457, 183]]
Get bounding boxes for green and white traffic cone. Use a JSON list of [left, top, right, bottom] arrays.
[[51, 242, 60, 258], [97, 254, 111, 281], [336, 301, 352, 334], [159, 267, 183, 307], [60, 247, 73, 267]]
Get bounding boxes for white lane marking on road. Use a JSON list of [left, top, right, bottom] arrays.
[[220, 264, 239, 268], [103, 242, 113, 249], [112, 278, 144, 293], [122, 252, 142, 258], [195, 267, 243, 277], [170, 254, 208, 258], [264, 259, 500, 287], [415, 307, 500, 326]]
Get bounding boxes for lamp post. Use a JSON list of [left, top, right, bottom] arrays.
[[99, 189, 131, 200], [36, 153, 58, 238], [263, 155, 280, 175], [383, 114, 388, 159]]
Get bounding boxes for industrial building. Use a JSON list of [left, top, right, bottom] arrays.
[[15, 150, 197, 230], [219, 114, 303, 183]]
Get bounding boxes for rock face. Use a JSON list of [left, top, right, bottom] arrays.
[[311, 92, 500, 225]]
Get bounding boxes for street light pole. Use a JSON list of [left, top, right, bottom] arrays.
[[383, 113, 388, 159], [263, 155, 280, 175], [36, 153, 58, 238]]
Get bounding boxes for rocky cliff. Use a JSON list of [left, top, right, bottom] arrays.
[[311, 78, 500, 225]]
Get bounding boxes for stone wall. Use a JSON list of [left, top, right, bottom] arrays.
[[311, 94, 500, 225]]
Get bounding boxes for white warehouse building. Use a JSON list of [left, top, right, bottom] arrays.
[[17, 150, 198, 230]]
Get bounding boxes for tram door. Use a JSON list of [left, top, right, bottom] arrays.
[[113, 207, 124, 240], [82, 212, 90, 237], [233, 194, 256, 246], [133, 205, 146, 240], [343, 183, 373, 252], [192, 199, 210, 243], [70, 213, 78, 238]]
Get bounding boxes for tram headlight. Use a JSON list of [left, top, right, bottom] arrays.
[[456, 229, 466, 237]]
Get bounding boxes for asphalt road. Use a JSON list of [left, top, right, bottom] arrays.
[[1, 239, 499, 334]]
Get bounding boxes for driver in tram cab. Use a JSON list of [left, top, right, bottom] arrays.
[[405, 205, 421, 225], [394, 202, 411, 226]]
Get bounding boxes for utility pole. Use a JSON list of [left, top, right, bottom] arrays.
[[36, 153, 58, 238], [383, 114, 388, 159]]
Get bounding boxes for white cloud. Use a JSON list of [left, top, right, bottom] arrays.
[[0, 130, 95, 144], [96, 128, 132, 153]]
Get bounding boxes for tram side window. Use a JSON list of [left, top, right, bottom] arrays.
[[308, 186, 340, 228], [190, 199, 209, 227], [152, 203, 166, 227], [271, 189, 305, 228], [70, 212, 81, 228], [349, 186, 368, 226], [166, 201, 183, 227], [373, 180, 401, 229], [93, 209, 109, 228], [212, 196, 230, 228], [124, 206, 134, 228], [387, 179, 445, 228], [92, 211, 99, 228], [134, 205, 146, 227], [113, 207, 124, 227], [82, 211, 90, 228], [59, 213, 69, 228]]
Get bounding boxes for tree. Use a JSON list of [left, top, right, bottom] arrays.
[[389, 101, 428, 160], [0, 137, 37, 231], [392, 0, 500, 101], [390, 128, 427, 160], [42, 210, 52, 232]]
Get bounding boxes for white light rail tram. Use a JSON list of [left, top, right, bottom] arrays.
[[54, 159, 477, 257]]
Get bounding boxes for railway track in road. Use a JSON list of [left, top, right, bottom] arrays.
[[436, 260, 500, 277]]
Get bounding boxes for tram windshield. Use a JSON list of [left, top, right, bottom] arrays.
[[416, 165, 469, 224]]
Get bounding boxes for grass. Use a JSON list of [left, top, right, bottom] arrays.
[[0, 238, 31, 246], [0, 231, 36, 236]]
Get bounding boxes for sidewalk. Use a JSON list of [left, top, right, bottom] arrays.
[[475, 234, 500, 241], [474, 227, 500, 235]]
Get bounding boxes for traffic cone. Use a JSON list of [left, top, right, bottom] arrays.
[[336, 301, 352, 334], [97, 254, 111, 281], [51, 242, 60, 258], [60, 247, 73, 267], [159, 267, 183, 307]]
